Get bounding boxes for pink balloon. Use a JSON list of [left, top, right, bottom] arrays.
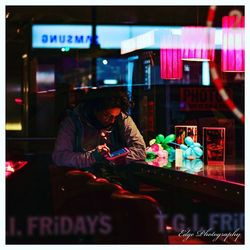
[[151, 143, 160, 152]]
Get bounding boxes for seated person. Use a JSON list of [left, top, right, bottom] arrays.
[[52, 87, 146, 168]]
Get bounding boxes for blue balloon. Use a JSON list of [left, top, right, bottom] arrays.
[[181, 136, 203, 160], [184, 147, 192, 158], [192, 159, 204, 171], [184, 136, 194, 147], [193, 147, 203, 158], [169, 155, 175, 162], [195, 159, 204, 168], [180, 144, 188, 150], [184, 159, 191, 168], [168, 148, 175, 162]]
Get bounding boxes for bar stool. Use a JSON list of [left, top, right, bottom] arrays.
[[57, 177, 123, 215], [49, 165, 97, 214], [110, 191, 168, 244]]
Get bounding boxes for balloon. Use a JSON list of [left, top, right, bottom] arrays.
[[184, 159, 191, 168], [180, 144, 188, 150], [161, 143, 169, 150], [180, 136, 203, 160], [180, 159, 191, 172], [193, 147, 203, 157], [184, 136, 193, 146], [146, 151, 157, 160], [184, 147, 192, 158], [164, 134, 176, 144], [151, 143, 160, 152], [149, 139, 156, 146], [167, 162, 172, 168], [193, 142, 202, 147], [156, 134, 165, 144], [158, 150, 168, 158], [181, 159, 204, 173], [192, 159, 204, 171], [167, 147, 175, 162]]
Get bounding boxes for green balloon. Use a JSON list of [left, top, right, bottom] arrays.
[[146, 152, 157, 159], [164, 134, 176, 143], [165, 146, 172, 153], [161, 142, 169, 150], [156, 134, 165, 143], [163, 162, 172, 168], [167, 162, 172, 168]]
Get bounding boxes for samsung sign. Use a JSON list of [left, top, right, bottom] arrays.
[[32, 24, 224, 50], [32, 25, 93, 49], [32, 24, 169, 50]]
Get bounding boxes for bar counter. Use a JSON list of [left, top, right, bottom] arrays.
[[126, 160, 244, 209]]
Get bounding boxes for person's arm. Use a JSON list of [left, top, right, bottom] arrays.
[[123, 116, 146, 161], [52, 117, 107, 168]]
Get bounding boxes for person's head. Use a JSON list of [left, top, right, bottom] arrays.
[[83, 87, 132, 128]]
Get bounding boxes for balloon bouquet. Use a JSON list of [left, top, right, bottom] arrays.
[[146, 133, 204, 171]]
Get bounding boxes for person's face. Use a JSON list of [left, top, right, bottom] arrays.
[[95, 107, 121, 128]]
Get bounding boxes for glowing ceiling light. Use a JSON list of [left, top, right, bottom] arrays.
[[61, 47, 70, 52], [160, 31, 182, 80], [22, 53, 28, 59], [102, 59, 108, 65], [103, 79, 118, 85], [221, 15, 244, 72], [181, 26, 215, 61]]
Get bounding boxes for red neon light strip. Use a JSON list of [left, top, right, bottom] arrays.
[[6, 161, 28, 177]]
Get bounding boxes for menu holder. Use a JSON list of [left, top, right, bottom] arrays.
[[175, 125, 197, 144], [203, 127, 226, 165]]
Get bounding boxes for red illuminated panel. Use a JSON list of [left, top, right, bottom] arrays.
[[6, 161, 28, 177], [222, 15, 245, 72], [181, 26, 215, 62], [160, 32, 182, 80]]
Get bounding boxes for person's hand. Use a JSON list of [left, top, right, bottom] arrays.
[[96, 143, 110, 157]]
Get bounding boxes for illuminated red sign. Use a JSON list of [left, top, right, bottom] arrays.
[[180, 87, 232, 111]]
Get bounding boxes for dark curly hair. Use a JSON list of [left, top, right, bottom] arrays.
[[83, 87, 133, 116]]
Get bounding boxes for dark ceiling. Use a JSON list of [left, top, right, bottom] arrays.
[[6, 5, 244, 26], [6, 5, 245, 47]]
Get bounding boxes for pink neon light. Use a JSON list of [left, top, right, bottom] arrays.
[[6, 161, 28, 177], [160, 33, 182, 80], [222, 16, 245, 72], [181, 26, 215, 61], [14, 98, 23, 104]]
